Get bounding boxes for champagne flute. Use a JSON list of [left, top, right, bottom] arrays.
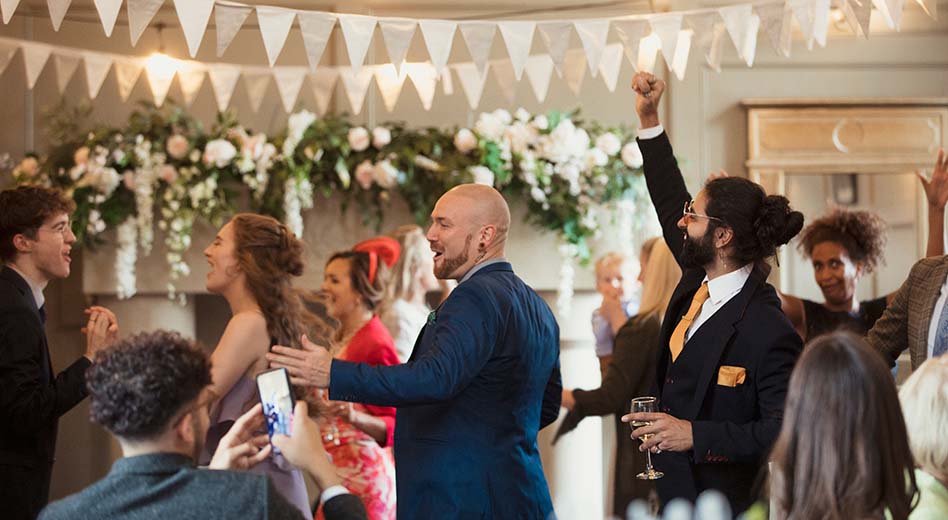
[[630, 396, 664, 480]]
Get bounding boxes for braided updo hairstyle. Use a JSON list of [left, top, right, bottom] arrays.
[[230, 213, 331, 348], [797, 208, 887, 274], [703, 177, 805, 265]]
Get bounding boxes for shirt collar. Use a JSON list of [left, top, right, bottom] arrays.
[[459, 257, 508, 284], [7, 264, 46, 309], [703, 263, 753, 305]]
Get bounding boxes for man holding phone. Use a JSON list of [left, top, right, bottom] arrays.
[[40, 330, 367, 520]]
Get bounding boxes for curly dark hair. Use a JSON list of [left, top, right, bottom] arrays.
[[0, 185, 76, 262], [86, 330, 211, 440], [796, 208, 887, 274]]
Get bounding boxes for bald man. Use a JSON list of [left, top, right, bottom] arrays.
[[269, 185, 562, 519]]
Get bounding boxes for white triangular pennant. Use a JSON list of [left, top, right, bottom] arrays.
[[670, 30, 692, 80], [2, 0, 21, 24], [93, 0, 122, 37], [22, 42, 52, 89], [459, 22, 496, 75], [649, 14, 682, 70], [845, 0, 874, 37], [915, 0, 937, 19], [113, 58, 143, 100], [298, 11, 336, 72], [705, 23, 727, 72], [453, 62, 489, 110], [720, 4, 753, 62], [340, 66, 375, 114], [497, 21, 535, 80], [872, 0, 905, 30], [790, 0, 815, 46], [538, 21, 573, 77], [405, 63, 437, 110], [812, 0, 831, 47], [637, 33, 661, 73], [145, 63, 176, 106], [273, 67, 307, 112], [256, 7, 296, 66], [741, 14, 760, 67], [524, 54, 554, 102], [754, 2, 792, 56], [53, 52, 80, 93], [338, 14, 377, 74], [562, 48, 586, 96], [440, 69, 453, 96], [310, 68, 338, 116], [574, 20, 610, 77], [597, 43, 623, 92], [374, 63, 406, 112], [207, 64, 241, 112], [243, 72, 271, 113], [127, 0, 164, 47], [612, 19, 648, 68], [82, 52, 112, 98], [48, 0, 73, 31], [173, 0, 213, 57], [491, 60, 517, 105], [214, 2, 251, 57], [419, 20, 457, 76], [176, 64, 206, 106], [0, 41, 17, 77], [378, 20, 415, 73]]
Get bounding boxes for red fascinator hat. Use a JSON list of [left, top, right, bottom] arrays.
[[352, 236, 401, 284]]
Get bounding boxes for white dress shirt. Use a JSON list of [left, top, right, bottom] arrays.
[[638, 124, 665, 141], [319, 484, 350, 505], [925, 272, 948, 359], [684, 264, 754, 344]]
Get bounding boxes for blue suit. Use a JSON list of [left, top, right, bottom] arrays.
[[330, 262, 561, 519]]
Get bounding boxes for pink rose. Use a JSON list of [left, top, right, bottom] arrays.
[[122, 171, 135, 190], [158, 164, 178, 183], [355, 160, 374, 190], [73, 146, 90, 166], [348, 127, 370, 152], [166, 134, 190, 160]]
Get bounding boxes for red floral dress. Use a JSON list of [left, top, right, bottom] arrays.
[[315, 316, 399, 520]]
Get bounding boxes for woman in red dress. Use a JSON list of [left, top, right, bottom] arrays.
[[313, 238, 401, 520]]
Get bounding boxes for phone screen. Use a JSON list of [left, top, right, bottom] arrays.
[[256, 368, 295, 446]]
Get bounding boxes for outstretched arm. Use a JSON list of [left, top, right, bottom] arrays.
[[920, 148, 947, 258]]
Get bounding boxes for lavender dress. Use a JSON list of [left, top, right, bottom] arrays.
[[200, 376, 310, 517]]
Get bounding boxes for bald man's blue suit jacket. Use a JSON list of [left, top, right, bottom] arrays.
[[330, 262, 561, 519]]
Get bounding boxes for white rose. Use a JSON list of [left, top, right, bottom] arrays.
[[348, 127, 370, 152], [469, 165, 494, 187], [372, 160, 398, 189], [585, 148, 609, 170], [595, 133, 622, 156], [355, 160, 375, 189], [372, 127, 392, 148], [474, 113, 505, 142], [621, 142, 644, 168], [454, 128, 478, 154], [203, 139, 238, 168], [493, 109, 512, 125], [530, 186, 546, 203], [189, 149, 201, 163], [242, 133, 266, 161], [534, 115, 549, 130], [112, 149, 126, 164], [515, 107, 531, 123]]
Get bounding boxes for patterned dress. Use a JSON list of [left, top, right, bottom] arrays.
[[316, 316, 399, 520]]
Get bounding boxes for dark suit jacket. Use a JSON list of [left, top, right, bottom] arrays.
[[867, 255, 948, 370], [330, 262, 561, 519], [0, 266, 91, 518], [554, 314, 660, 515], [39, 453, 368, 520], [639, 133, 803, 514]]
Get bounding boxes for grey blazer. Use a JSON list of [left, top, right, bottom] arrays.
[[39, 453, 367, 520]]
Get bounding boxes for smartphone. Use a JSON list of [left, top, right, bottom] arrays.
[[255, 368, 295, 450]]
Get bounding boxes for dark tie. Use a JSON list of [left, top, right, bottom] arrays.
[[38, 304, 47, 325]]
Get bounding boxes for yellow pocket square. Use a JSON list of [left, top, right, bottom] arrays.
[[717, 366, 746, 387]]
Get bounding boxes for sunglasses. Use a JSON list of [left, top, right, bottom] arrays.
[[682, 200, 724, 224]]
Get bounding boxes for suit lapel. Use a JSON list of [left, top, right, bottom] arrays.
[[1, 267, 52, 380], [916, 258, 948, 360]]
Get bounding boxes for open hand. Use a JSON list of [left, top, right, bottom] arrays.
[[266, 335, 332, 388], [920, 148, 948, 209], [208, 403, 272, 471]]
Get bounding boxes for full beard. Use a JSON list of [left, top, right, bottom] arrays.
[[434, 234, 473, 279], [680, 230, 716, 270]]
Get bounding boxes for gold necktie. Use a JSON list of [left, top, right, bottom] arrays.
[[669, 282, 710, 362]]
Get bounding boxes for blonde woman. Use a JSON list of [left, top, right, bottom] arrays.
[[379, 224, 451, 362], [556, 238, 682, 516], [899, 355, 948, 519]]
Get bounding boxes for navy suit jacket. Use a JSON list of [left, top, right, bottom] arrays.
[[330, 262, 561, 519], [639, 133, 803, 514]]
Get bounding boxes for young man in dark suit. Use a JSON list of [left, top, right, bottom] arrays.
[[622, 72, 805, 514], [40, 330, 368, 520], [269, 184, 562, 519], [0, 185, 118, 519]]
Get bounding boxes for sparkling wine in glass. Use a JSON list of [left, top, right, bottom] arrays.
[[630, 396, 664, 480]]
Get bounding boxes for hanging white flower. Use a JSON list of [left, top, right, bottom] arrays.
[[595, 132, 622, 156], [530, 186, 546, 203], [556, 243, 579, 318], [469, 165, 495, 187], [115, 217, 138, 299], [348, 127, 371, 152], [76, 165, 121, 196], [621, 141, 644, 168], [86, 209, 106, 235], [283, 175, 314, 238], [284, 110, 317, 156], [203, 140, 237, 168]]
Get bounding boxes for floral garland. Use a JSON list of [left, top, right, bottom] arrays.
[[8, 103, 650, 314]]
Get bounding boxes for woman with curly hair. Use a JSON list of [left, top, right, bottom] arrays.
[[199, 213, 332, 517]]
